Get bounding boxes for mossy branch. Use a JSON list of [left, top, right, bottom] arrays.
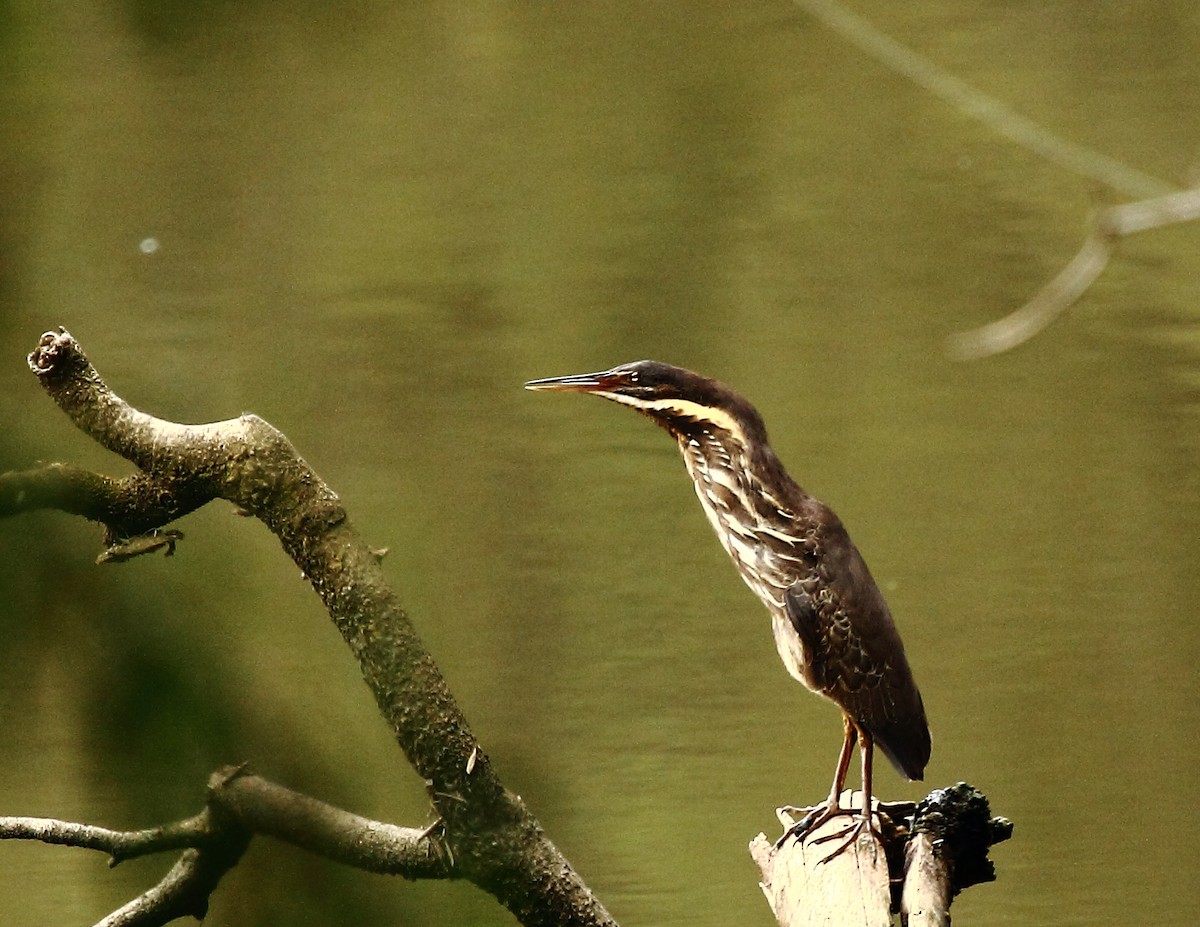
[[0, 328, 614, 927]]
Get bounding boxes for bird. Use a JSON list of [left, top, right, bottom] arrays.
[[526, 360, 930, 858]]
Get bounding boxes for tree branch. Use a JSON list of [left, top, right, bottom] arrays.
[[0, 770, 253, 927], [94, 847, 245, 927], [208, 766, 448, 877], [947, 186, 1200, 359], [4, 329, 615, 927], [0, 765, 446, 879], [0, 813, 211, 863]]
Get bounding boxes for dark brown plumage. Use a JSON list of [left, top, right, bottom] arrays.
[[526, 360, 930, 853]]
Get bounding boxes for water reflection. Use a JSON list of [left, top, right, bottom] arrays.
[[1, 2, 1198, 925]]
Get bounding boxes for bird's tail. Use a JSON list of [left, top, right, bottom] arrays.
[[873, 705, 931, 781]]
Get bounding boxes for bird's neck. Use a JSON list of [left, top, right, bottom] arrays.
[[675, 429, 817, 604]]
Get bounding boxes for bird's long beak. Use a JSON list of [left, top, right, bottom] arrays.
[[524, 368, 628, 393]]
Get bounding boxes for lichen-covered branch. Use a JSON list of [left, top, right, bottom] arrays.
[[0, 763, 447, 925], [0, 812, 212, 863], [0, 769, 253, 927], [3, 329, 615, 927], [0, 464, 201, 540], [209, 766, 447, 877], [95, 847, 245, 927]]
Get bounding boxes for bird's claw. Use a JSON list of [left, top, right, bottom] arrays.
[[811, 813, 882, 864], [773, 800, 854, 851], [773, 809, 819, 850], [774, 798, 882, 865]]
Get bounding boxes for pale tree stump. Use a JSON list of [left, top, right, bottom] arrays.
[[750, 793, 894, 927], [750, 784, 1010, 927]]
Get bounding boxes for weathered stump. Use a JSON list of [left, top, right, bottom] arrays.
[[750, 795, 892, 927], [901, 784, 1013, 926], [750, 784, 1011, 927]]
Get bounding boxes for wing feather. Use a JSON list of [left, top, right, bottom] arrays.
[[785, 514, 931, 781]]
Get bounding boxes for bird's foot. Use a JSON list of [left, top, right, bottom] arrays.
[[811, 811, 883, 864], [773, 799, 854, 851]]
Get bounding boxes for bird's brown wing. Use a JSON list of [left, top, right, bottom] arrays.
[[784, 527, 930, 781], [781, 585, 826, 691]]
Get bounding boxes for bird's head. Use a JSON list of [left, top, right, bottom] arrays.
[[525, 360, 766, 446]]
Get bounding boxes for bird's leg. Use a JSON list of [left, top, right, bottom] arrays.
[[812, 725, 884, 862], [774, 716, 858, 849]]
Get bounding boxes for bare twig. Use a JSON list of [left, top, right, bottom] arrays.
[[0, 812, 213, 865], [948, 187, 1200, 359], [94, 847, 244, 927], [781, 0, 1196, 360], [945, 230, 1113, 360], [0, 772, 252, 927], [791, 0, 1174, 200], [0, 765, 446, 888]]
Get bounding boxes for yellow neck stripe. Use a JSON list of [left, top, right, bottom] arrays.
[[599, 393, 747, 442]]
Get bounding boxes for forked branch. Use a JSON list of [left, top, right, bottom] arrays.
[[1, 766, 445, 926], [0, 329, 614, 927], [947, 186, 1200, 359]]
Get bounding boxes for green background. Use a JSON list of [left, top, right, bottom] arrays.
[[2, 2, 1198, 924]]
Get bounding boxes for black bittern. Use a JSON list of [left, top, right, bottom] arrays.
[[526, 360, 930, 857]]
